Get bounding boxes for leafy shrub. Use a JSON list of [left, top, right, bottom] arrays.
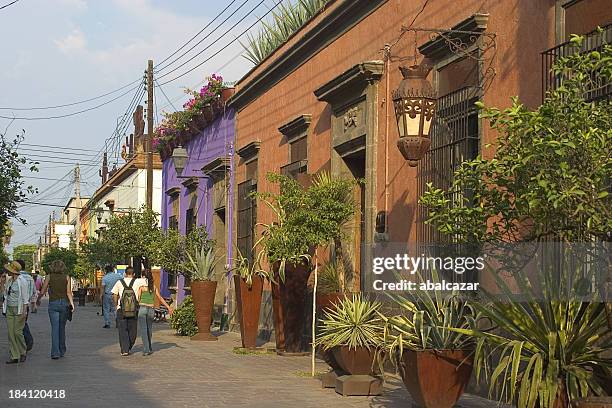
[[169, 296, 198, 336]]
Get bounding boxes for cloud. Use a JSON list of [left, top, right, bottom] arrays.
[[55, 0, 87, 10], [54, 28, 86, 54]]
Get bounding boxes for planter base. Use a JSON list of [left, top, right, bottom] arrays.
[[335, 375, 383, 396], [190, 332, 218, 341], [321, 369, 346, 388]]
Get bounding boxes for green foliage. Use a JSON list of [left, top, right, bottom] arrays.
[[0, 247, 9, 266], [381, 271, 476, 362], [12, 244, 37, 271], [158, 225, 213, 275], [169, 295, 198, 336], [73, 251, 96, 283], [317, 261, 342, 294], [41, 247, 78, 275], [317, 294, 384, 351], [241, 0, 330, 65], [80, 236, 117, 267], [454, 266, 611, 408], [254, 172, 357, 282], [184, 246, 220, 281], [231, 247, 268, 287], [101, 206, 162, 267], [0, 131, 37, 239], [419, 41, 612, 243]]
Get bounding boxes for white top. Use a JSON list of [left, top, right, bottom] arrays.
[[2, 274, 31, 315], [110, 277, 145, 310]]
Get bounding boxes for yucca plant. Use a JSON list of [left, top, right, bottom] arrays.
[[241, 0, 330, 65], [316, 261, 342, 294], [231, 247, 269, 287], [381, 271, 477, 366], [184, 246, 220, 281], [317, 294, 384, 351], [453, 265, 612, 408]]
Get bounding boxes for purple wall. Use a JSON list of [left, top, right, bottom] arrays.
[[160, 109, 235, 302]]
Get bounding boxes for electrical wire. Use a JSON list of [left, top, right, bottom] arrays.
[[0, 81, 143, 120], [157, 0, 282, 86], [155, 0, 251, 74], [18, 143, 100, 153], [0, 0, 20, 11], [155, 0, 241, 70]]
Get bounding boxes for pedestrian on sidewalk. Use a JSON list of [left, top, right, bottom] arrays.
[[100, 264, 121, 329], [137, 268, 173, 356], [112, 266, 142, 356], [37, 260, 75, 360], [31, 271, 43, 313], [2, 261, 30, 364], [15, 259, 35, 352]]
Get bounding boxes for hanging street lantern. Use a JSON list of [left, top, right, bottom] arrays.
[[392, 58, 437, 166], [171, 145, 189, 177]]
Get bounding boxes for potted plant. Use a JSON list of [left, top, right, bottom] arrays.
[[184, 246, 220, 341], [317, 294, 384, 375], [315, 260, 349, 312], [231, 249, 268, 349], [381, 272, 476, 408]]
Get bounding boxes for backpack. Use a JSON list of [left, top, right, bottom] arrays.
[[119, 279, 138, 318]]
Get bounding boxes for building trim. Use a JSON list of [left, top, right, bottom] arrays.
[[314, 61, 384, 108], [236, 140, 261, 162], [201, 156, 231, 181], [181, 177, 199, 190], [165, 187, 181, 197], [228, 0, 387, 111], [278, 114, 312, 143]]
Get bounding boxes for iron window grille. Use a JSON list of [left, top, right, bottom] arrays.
[[280, 159, 308, 179]]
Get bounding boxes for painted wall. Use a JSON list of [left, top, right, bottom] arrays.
[[160, 109, 235, 303]]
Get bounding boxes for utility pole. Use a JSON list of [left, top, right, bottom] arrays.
[[74, 164, 81, 249], [145, 59, 154, 210]]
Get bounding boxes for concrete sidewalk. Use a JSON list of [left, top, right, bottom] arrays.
[[1, 300, 499, 407]]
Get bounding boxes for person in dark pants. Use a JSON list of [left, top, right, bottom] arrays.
[[15, 260, 34, 352], [111, 266, 141, 356]]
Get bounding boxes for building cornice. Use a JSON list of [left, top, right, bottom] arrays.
[[418, 13, 489, 60], [278, 114, 312, 142], [201, 156, 231, 181], [228, 0, 387, 111], [314, 61, 384, 106], [237, 140, 261, 161]]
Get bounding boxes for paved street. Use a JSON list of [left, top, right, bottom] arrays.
[[1, 301, 499, 408]]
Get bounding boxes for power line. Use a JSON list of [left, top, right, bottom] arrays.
[[18, 143, 101, 153], [158, 0, 282, 86], [0, 0, 20, 11], [28, 159, 99, 167], [155, 0, 241, 70], [155, 0, 251, 74], [0, 80, 143, 121]]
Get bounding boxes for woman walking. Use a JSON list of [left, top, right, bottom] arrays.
[[37, 260, 74, 360], [3, 261, 30, 364], [137, 269, 173, 355]]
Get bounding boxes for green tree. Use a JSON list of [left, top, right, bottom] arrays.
[[12, 244, 37, 271], [101, 206, 162, 268], [41, 247, 78, 275], [80, 236, 117, 267], [73, 251, 95, 283], [0, 130, 37, 240], [158, 225, 213, 275]]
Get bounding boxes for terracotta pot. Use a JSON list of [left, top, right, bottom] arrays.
[[316, 292, 345, 313], [221, 87, 235, 103], [332, 346, 377, 375], [573, 397, 612, 408], [234, 275, 263, 349], [400, 349, 473, 408], [271, 262, 311, 353], [190, 280, 218, 341]]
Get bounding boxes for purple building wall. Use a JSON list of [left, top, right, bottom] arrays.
[[160, 109, 235, 303]]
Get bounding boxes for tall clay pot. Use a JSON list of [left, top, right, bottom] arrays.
[[400, 349, 473, 408], [190, 280, 218, 341], [271, 262, 311, 353], [234, 275, 263, 349]]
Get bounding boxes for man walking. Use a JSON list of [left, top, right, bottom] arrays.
[[15, 259, 35, 353], [100, 265, 121, 329], [3, 261, 30, 364], [112, 266, 142, 356]]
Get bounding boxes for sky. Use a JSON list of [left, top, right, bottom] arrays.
[[1, 0, 270, 252]]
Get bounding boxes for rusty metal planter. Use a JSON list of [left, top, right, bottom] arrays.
[[332, 346, 378, 375], [190, 280, 218, 341], [234, 275, 263, 349]]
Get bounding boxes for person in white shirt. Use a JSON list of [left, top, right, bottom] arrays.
[[111, 266, 143, 356], [3, 261, 31, 364]]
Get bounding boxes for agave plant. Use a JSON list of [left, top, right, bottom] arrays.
[[184, 246, 220, 281], [241, 0, 330, 65], [454, 265, 612, 408], [381, 272, 477, 367], [231, 247, 269, 287], [316, 294, 384, 351]]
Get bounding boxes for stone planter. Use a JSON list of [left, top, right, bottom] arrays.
[[400, 349, 473, 408], [234, 275, 263, 349], [190, 280, 217, 341], [332, 345, 377, 375]]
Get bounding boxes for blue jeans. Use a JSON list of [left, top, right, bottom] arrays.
[[138, 306, 154, 354], [102, 293, 115, 326], [48, 299, 68, 358]]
